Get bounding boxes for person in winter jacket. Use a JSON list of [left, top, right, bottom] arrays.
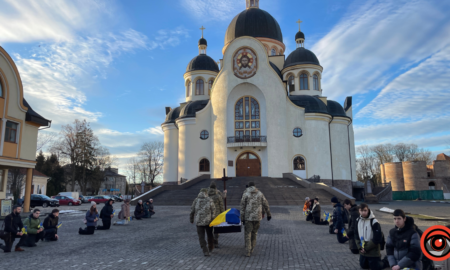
[[43, 209, 59, 241], [354, 203, 385, 270], [190, 188, 215, 257], [134, 200, 145, 220], [115, 199, 131, 225], [303, 197, 311, 220], [23, 209, 44, 247], [208, 181, 225, 248], [386, 209, 422, 270], [143, 201, 151, 218], [343, 199, 359, 254], [306, 197, 315, 221], [79, 202, 99, 235], [240, 182, 271, 257], [331, 197, 348, 244], [311, 198, 328, 225], [0, 205, 27, 252], [148, 199, 155, 218], [97, 199, 114, 230]]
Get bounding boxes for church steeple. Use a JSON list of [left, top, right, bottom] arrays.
[[198, 26, 207, 55], [246, 0, 259, 9], [295, 19, 305, 48]]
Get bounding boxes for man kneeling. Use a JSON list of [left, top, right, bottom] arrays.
[[43, 209, 60, 241], [23, 209, 44, 247]]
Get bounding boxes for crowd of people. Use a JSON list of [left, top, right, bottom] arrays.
[[0, 197, 156, 251], [303, 196, 450, 270], [190, 181, 271, 257]]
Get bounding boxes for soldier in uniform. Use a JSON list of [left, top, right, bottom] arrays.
[[240, 182, 271, 257], [190, 188, 216, 256], [208, 182, 225, 248]]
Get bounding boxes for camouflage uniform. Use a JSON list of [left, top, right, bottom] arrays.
[[190, 190, 216, 255], [240, 186, 271, 255], [208, 188, 224, 247]]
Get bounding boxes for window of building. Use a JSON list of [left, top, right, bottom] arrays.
[[0, 79, 3, 97], [235, 96, 260, 141], [196, 79, 204, 95], [288, 76, 295, 92], [293, 128, 302, 137], [208, 80, 214, 96], [199, 159, 210, 172], [200, 130, 209, 140], [300, 73, 308, 90], [313, 74, 319, 90], [293, 156, 305, 170], [0, 170, 3, 192], [5, 121, 18, 143], [186, 81, 191, 97], [271, 49, 276, 56], [429, 182, 436, 190]]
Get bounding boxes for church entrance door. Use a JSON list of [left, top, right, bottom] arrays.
[[236, 152, 261, 177]]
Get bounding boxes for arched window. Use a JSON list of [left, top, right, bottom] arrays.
[[208, 80, 214, 96], [186, 81, 191, 97], [288, 76, 295, 92], [300, 73, 308, 90], [293, 156, 305, 170], [271, 49, 276, 56], [429, 182, 436, 190], [199, 159, 210, 172], [235, 96, 260, 141], [0, 79, 3, 97], [196, 79, 204, 95], [200, 130, 209, 140], [293, 128, 302, 137], [313, 74, 319, 90]]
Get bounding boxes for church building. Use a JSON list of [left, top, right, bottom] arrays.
[[161, 0, 356, 195]]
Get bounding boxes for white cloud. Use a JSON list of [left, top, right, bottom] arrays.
[[181, 0, 242, 22], [312, 0, 450, 100], [357, 45, 450, 121], [144, 126, 164, 135], [0, 0, 113, 43]]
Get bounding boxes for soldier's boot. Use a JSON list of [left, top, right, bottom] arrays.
[[251, 238, 256, 253], [245, 251, 251, 257], [203, 247, 210, 256]]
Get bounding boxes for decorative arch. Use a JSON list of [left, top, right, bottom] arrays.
[[0, 47, 28, 111], [288, 74, 295, 92], [234, 95, 260, 141], [195, 78, 205, 95], [235, 151, 261, 177], [207, 77, 215, 96], [312, 72, 321, 91], [298, 71, 310, 90], [263, 44, 270, 54], [199, 158, 210, 172], [292, 155, 307, 178], [428, 181, 436, 190]]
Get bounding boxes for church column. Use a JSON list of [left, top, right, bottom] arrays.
[[176, 118, 196, 181], [162, 124, 179, 185], [23, 168, 33, 212]]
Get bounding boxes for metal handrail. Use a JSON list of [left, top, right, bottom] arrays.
[[227, 136, 267, 143]]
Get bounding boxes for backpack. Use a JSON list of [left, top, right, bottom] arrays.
[[412, 225, 435, 270], [370, 218, 386, 250]]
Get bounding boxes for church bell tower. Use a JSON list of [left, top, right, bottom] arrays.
[[246, 0, 259, 9]]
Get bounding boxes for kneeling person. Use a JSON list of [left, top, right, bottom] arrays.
[[23, 209, 44, 247], [43, 209, 60, 241]]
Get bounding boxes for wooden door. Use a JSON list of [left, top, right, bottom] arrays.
[[236, 152, 261, 177]]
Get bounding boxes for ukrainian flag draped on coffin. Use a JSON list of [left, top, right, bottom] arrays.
[[209, 208, 242, 233]]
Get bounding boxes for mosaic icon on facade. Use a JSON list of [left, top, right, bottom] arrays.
[[233, 47, 257, 79]]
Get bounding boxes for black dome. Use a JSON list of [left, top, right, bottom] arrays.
[[186, 55, 219, 73], [198, 38, 207, 46], [284, 47, 320, 69], [179, 100, 210, 119], [289, 95, 328, 114], [295, 31, 305, 40], [163, 107, 181, 124], [225, 8, 283, 45], [327, 100, 349, 118]]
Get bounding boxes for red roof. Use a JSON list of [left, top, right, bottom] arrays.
[[437, 153, 450, 161]]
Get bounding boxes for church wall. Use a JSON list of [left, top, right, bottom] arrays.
[[345, 107, 357, 182], [211, 37, 289, 178], [330, 118, 352, 181], [285, 99, 307, 176], [184, 70, 217, 102], [282, 65, 322, 96], [162, 123, 178, 184]]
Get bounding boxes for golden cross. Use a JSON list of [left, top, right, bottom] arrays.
[[200, 26, 205, 38], [296, 19, 303, 31]]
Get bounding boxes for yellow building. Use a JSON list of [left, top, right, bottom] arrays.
[[0, 46, 51, 212]]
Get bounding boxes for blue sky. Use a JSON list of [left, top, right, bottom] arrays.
[[0, 0, 449, 172]]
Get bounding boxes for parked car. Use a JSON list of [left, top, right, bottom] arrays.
[[57, 192, 80, 200], [28, 194, 59, 208], [53, 195, 81, 206], [112, 195, 123, 202], [88, 195, 113, 204], [79, 195, 89, 203]]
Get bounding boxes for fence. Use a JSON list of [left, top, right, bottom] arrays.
[[392, 190, 444, 200]]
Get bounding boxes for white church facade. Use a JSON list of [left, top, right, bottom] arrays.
[[161, 0, 356, 195]]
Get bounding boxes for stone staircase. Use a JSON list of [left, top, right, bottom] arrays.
[[151, 177, 336, 206]]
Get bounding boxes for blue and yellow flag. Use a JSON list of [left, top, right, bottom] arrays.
[[38, 222, 43, 229], [112, 210, 116, 216], [341, 228, 347, 237], [360, 237, 365, 248], [22, 226, 28, 235], [324, 212, 331, 222], [57, 222, 63, 229], [210, 208, 241, 227]]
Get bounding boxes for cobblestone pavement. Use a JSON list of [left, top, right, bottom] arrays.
[[0, 201, 448, 270]]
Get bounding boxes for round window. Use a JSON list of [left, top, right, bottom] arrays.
[[200, 130, 209, 140], [293, 128, 303, 138]]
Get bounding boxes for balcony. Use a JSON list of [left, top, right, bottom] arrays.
[[227, 136, 267, 148]]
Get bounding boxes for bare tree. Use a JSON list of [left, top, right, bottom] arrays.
[[36, 131, 58, 152], [125, 157, 140, 198], [138, 141, 164, 187], [393, 143, 418, 162], [9, 168, 26, 205], [356, 145, 381, 187], [412, 148, 433, 164], [371, 144, 394, 164]]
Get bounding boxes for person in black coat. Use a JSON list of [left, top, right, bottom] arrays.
[[306, 198, 315, 222], [311, 198, 329, 225], [0, 205, 27, 252], [343, 199, 359, 254], [148, 199, 155, 218], [134, 200, 145, 220], [331, 197, 348, 243], [97, 199, 114, 230], [43, 209, 60, 241]]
